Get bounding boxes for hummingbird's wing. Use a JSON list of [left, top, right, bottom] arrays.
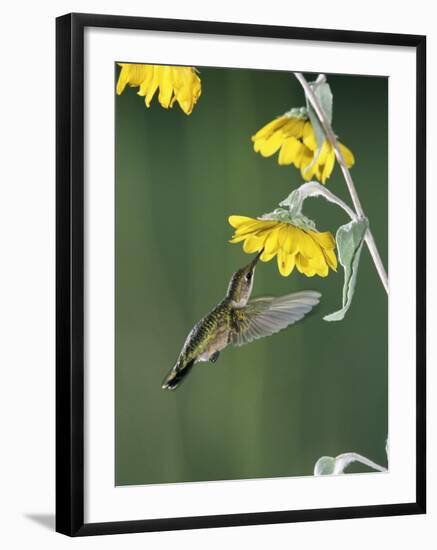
[[230, 290, 321, 347]]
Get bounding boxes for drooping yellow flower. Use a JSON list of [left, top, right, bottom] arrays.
[[116, 63, 201, 115], [252, 115, 355, 183], [229, 215, 337, 277]]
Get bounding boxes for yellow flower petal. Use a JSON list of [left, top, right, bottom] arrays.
[[116, 64, 130, 95], [243, 233, 266, 253], [277, 248, 296, 276], [339, 142, 355, 168], [280, 118, 306, 139], [251, 117, 287, 142], [137, 66, 155, 97], [143, 68, 160, 107], [302, 121, 317, 151], [303, 234, 331, 276], [256, 132, 284, 157], [296, 254, 328, 277], [234, 220, 273, 236], [229, 235, 247, 244], [260, 248, 277, 262], [296, 255, 316, 277], [316, 140, 331, 166], [321, 149, 336, 183], [264, 225, 281, 255], [323, 248, 338, 271], [296, 231, 323, 260], [117, 63, 150, 94], [233, 223, 257, 237], [313, 259, 329, 277], [228, 215, 255, 229], [171, 66, 201, 115], [300, 147, 318, 181], [278, 225, 298, 254], [157, 66, 174, 108], [307, 230, 335, 250], [278, 137, 304, 166]]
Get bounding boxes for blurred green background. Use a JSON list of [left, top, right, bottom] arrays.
[[115, 66, 388, 486]]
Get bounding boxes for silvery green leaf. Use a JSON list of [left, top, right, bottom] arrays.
[[311, 75, 333, 125], [324, 218, 369, 322], [303, 75, 333, 176], [279, 181, 356, 220], [314, 456, 336, 475], [279, 187, 303, 219], [314, 453, 386, 476]]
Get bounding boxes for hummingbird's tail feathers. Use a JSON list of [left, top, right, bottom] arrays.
[[231, 290, 321, 347], [161, 359, 195, 390]]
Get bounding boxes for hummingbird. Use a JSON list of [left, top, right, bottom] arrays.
[[161, 251, 321, 390]]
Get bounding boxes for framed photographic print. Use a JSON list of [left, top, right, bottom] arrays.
[[56, 13, 426, 536]]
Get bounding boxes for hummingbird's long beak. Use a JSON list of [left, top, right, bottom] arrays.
[[250, 249, 263, 268]]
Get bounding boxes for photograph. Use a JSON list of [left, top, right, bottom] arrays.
[[114, 62, 389, 487]]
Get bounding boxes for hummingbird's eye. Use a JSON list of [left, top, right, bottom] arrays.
[[245, 272, 252, 282]]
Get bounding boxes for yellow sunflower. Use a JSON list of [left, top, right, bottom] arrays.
[[252, 115, 355, 183], [116, 63, 201, 115], [229, 215, 337, 277]]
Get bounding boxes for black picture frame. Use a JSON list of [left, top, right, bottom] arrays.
[[56, 12, 426, 537]]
